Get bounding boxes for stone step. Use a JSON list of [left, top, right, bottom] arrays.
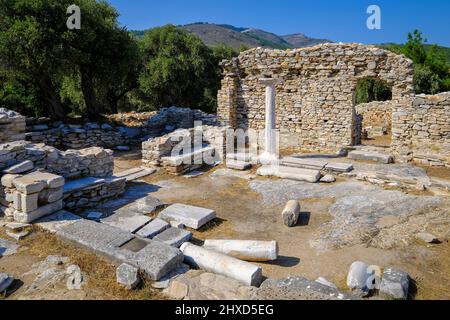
[[280, 157, 328, 170], [348, 150, 394, 164], [226, 152, 256, 163], [161, 146, 215, 167], [226, 160, 252, 171], [325, 162, 354, 173], [257, 165, 321, 183], [115, 167, 156, 182]]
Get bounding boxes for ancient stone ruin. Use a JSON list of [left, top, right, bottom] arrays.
[[1, 42, 449, 301]]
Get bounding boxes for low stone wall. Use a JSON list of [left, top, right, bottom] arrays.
[[356, 101, 393, 139], [63, 177, 126, 212], [26, 120, 129, 150], [0, 141, 114, 179], [144, 107, 218, 137], [142, 126, 227, 169], [0, 108, 26, 144], [392, 92, 450, 167]]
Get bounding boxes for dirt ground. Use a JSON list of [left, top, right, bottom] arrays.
[[112, 149, 450, 300]]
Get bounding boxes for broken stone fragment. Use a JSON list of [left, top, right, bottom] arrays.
[[203, 240, 278, 262], [320, 174, 336, 183], [6, 229, 31, 241], [346, 261, 377, 295], [1, 174, 21, 188], [282, 200, 300, 227], [116, 263, 140, 290], [181, 243, 263, 287], [66, 264, 84, 290], [0, 273, 14, 293], [3, 160, 34, 174], [416, 232, 440, 244], [315, 277, 338, 289], [379, 268, 410, 300]]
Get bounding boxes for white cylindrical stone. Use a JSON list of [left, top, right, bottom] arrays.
[[203, 240, 278, 262], [180, 243, 263, 287], [259, 78, 281, 165], [282, 200, 300, 227]]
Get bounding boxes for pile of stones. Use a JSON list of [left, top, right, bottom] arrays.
[[26, 119, 130, 150], [142, 126, 227, 175], [144, 106, 218, 137], [0, 108, 26, 144]]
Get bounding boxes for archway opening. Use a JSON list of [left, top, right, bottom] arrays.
[[354, 78, 393, 147]]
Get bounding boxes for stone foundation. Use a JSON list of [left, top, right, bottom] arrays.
[[0, 142, 113, 179], [142, 126, 227, 173], [26, 119, 129, 150], [63, 177, 126, 212]]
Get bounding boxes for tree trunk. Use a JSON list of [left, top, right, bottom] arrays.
[[80, 70, 102, 119], [38, 78, 66, 119]]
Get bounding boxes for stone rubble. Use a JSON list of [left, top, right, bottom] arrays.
[[0, 108, 26, 144], [116, 263, 141, 290], [379, 268, 410, 300], [0, 272, 14, 293]]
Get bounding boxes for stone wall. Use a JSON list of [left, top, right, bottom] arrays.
[[356, 101, 393, 139], [144, 107, 218, 137], [392, 93, 450, 167], [0, 141, 114, 179], [0, 108, 26, 144], [26, 120, 129, 150], [63, 177, 126, 212], [217, 43, 414, 152], [142, 126, 227, 168]]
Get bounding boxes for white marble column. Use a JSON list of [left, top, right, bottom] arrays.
[[259, 78, 281, 165]]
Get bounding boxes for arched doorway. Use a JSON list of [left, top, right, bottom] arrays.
[[353, 78, 393, 147]]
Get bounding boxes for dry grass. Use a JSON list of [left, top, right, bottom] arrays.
[[20, 229, 167, 300]]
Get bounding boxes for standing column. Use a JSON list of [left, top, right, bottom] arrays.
[[259, 78, 281, 165]]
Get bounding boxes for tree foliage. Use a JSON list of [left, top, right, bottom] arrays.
[[0, 0, 139, 119], [387, 30, 450, 94], [355, 78, 392, 105]]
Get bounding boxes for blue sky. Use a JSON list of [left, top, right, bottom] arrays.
[[107, 0, 450, 46]]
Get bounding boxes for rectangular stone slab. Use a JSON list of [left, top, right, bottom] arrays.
[[348, 151, 393, 164], [226, 160, 252, 171], [56, 219, 183, 280], [158, 203, 216, 230], [136, 218, 170, 239], [257, 165, 321, 183], [280, 157, 328, 170], [325, 162, 354, 173], [35, 210, 82, 233], [153, 227, 192, 247], [101, 209, 152, 233]]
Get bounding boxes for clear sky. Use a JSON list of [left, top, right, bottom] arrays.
[[107, 0, 450, 46]]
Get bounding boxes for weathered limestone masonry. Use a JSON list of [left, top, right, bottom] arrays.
[[0, 108, 26, 143], [218, 43, 414, 152], [2, 172, 65, 223], [26, 119, 129, 150], [142, 126, 227, 174], [144, 107, 218, 137], [0, 141, 113, 179], [356, 101, 394, 139], [391, 92, 450, 167]]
